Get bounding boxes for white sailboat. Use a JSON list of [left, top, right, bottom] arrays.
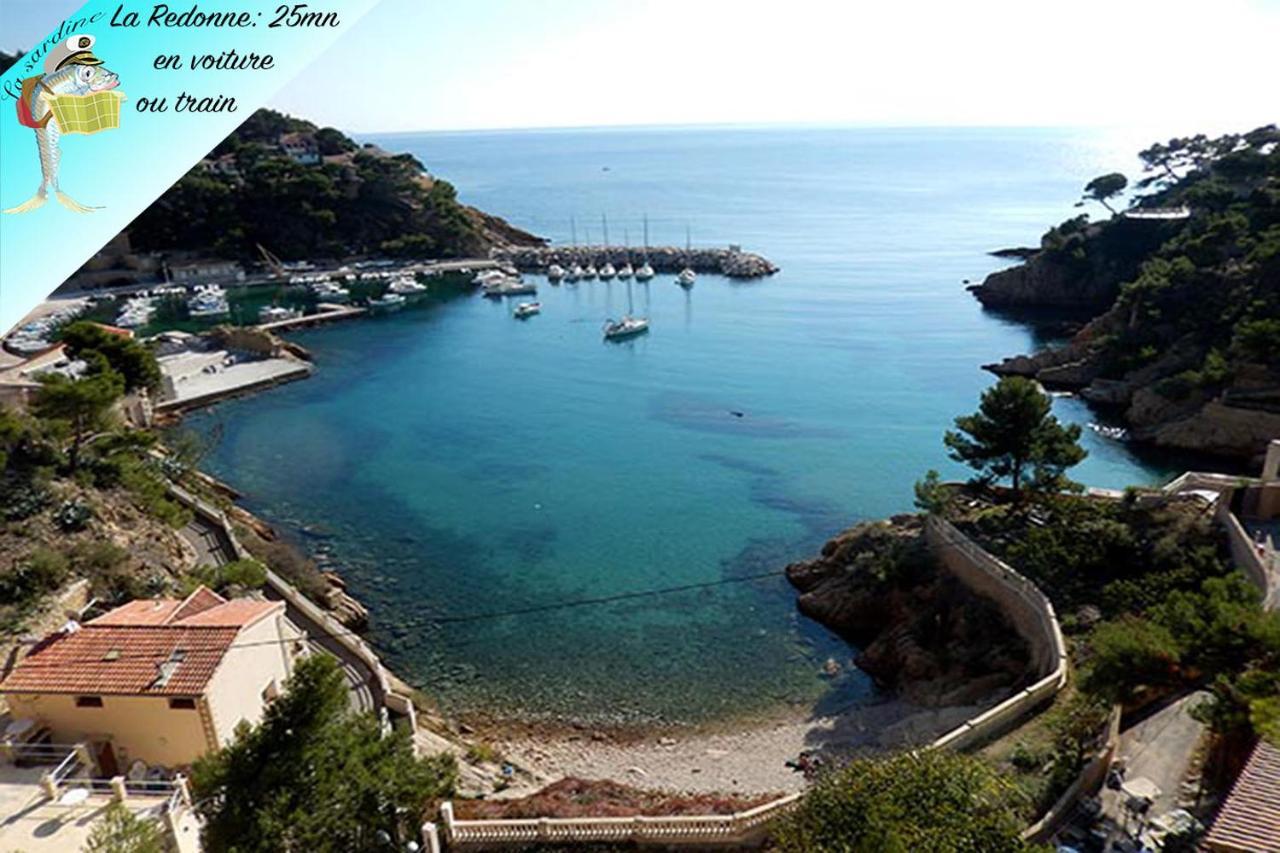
[[603, 279, 648, 340], [635, 214, 655, 281], [548, 264, 565, 281], [599, 214, 617, 278], [676, 225, 696, 287]]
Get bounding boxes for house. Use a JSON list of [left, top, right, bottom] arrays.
[[0, 587, 305, 770], [168, 259, 245, 284], [279, 131, 320, 165], [1204, 739, 1280, 852]]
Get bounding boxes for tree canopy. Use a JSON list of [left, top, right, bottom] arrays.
[[1081, 173, 1128, 215], [943, 377, 1086, 494], [192, 654, 456, 852], [773, 749, 1036, 852], [32, 369, 124, 472], [59, 321, 161, 392]]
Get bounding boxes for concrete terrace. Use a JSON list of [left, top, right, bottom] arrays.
[[155, 348, 311, 411]]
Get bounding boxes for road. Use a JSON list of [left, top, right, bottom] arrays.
[[1100, 691, 1208, 838], [181, 513, 378, 715]]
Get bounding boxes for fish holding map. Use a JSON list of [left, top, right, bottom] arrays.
[[4, 34, 125, 215]]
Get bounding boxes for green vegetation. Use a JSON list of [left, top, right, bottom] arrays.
[[1067, 126, 1280, 394], [772, 749, 1037, 852], [182, 558, 268, 596], [32, 370, 123, 473], [58, 321, 162, 392], [1080, 172, 1128, 216], [192, 654, 456, 852], [129, 108, 487, 262], [943, 377, 1086, 495], [83, 800, 167, 853]]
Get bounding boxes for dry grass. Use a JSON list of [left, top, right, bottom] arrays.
[[452, 777, 775, 820]]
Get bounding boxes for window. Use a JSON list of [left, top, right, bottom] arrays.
[[75, 696, 103, 708], [168, 697, 197, 710]]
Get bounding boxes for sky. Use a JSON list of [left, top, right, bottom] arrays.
[[4, 0, 1279, 133]]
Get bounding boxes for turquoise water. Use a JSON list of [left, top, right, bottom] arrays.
[[189, 127, 1176, 725]]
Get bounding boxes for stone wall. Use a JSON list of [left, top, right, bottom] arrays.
[[923, 516, 1069, 751]]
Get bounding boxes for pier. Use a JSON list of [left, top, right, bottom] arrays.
[[254, 303, 367, 333], [490, 245, 779, 278]]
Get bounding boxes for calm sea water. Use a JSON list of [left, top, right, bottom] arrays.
[[190, 126, 1176, 725]]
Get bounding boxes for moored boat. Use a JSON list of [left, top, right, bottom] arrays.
[[369, 293, 407, 312], [514, 301, 541, 318], [603, 315, 649, 340]]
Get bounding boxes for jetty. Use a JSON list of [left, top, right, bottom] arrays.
[[491, 245, 779, 278], [255, 303, 367, 333]]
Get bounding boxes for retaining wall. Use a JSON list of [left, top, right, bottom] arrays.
[[166, 484, 416, 734], [924, 516, 1069, 751]]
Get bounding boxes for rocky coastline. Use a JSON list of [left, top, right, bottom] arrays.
[[785, 516, 1032, 709], [491, 245, 779, 278]]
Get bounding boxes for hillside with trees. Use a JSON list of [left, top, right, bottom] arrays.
[[971, 125, 1280, 462], [126, 108, 543, 261]]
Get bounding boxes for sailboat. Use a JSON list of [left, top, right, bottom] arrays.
[[676, 225, 696, 287], [617, 227, 634, 279], [603, 279, 649, 340], [566, 218, 582, 281], [598, 214, 617, 279], [635, 214, 655, 281]]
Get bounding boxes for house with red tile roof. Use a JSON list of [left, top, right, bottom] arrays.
[[0, 587, 304, 770], [1206, 739, 1280, 852]]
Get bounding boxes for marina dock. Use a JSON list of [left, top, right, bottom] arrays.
[[255, 303, 367, 332]]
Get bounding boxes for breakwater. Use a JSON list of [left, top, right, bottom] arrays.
[[490, 245, 779, 278]]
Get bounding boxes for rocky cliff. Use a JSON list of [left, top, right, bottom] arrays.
[[973, 126, 1280, 463], [786, 517, 1032, 707]]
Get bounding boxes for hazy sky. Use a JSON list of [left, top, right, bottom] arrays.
[[6, 0, 1279, 133]]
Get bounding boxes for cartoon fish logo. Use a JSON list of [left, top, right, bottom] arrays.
[[4, 35, 124, 215]]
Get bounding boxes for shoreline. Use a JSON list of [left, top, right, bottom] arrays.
[[473, 691, 1002, 796]]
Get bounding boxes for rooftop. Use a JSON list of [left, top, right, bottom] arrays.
[[1206, 739, 1280, 852], [0, 588, 281, 697]]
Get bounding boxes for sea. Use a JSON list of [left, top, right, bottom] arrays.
[[187, 126, 1178, 727]]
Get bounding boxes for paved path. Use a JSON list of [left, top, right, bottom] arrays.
[[1100, 691, 1208, 838]]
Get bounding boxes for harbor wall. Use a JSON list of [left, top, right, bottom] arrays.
[[490, 245, 778, 278]]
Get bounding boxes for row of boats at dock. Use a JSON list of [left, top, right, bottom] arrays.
[[541, 261, 696, 288]]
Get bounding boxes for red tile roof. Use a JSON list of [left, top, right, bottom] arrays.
[[0, 625, 239, 696], [170, 587, 226, 623], [0, 588, 284, 697], [1207, 739, 1280, 852]]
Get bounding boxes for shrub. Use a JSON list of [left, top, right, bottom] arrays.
[[773, 750, 1035, 852], [53, 499, 93, 532]]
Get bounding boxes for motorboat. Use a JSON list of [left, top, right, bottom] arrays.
[[258, 305, 302, 324], [482, 278, 537, 297], [115, 297, 156, 328], [603, 315, 649, 340], [388, 276, 427, 295], [514, 301, 541, 319], [188, 285, 230, 319], [311, 281, 351, 303], [368, 293, 406, 312]]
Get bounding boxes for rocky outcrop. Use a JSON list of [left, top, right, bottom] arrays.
[[491, 246, 779, 279], [970, 256, 1115, 309], [786, 517, 1032, 707], [465, 207, 546, 250]]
